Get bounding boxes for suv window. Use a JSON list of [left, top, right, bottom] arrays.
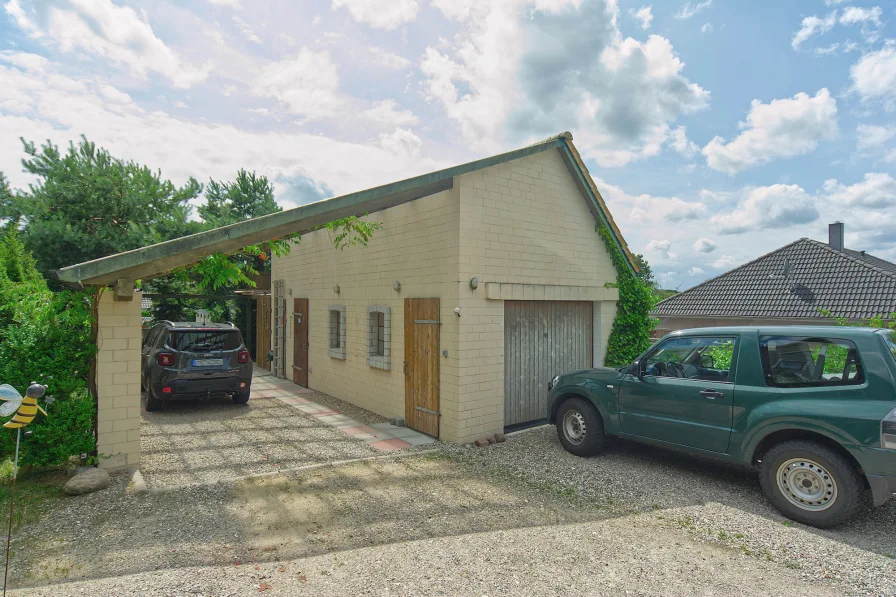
[[168, 330, 242, 352], [644, 336, 736, 383], [759, 336, 864, 387]]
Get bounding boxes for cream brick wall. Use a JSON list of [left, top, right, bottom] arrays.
[[271, 148, 620, 444], [95, 290, 142, 469], [454, 148, 618, 442], [272, 188, 462, 438]]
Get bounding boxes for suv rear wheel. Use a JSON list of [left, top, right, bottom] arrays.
[[759, 440, 863, 528], [555, 398, 608, 457], [145, 387, 163, 412]]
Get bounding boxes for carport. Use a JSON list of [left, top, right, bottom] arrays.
[[54, 161, 497, 469]]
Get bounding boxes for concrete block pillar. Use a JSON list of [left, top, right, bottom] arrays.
[[95, 290, 143, 469]]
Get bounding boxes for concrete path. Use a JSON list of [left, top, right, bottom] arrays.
[[251, 369, 435, 450]]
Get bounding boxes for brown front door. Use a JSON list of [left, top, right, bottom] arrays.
[[404, 298, 440, 437], [293, 298, 309, 387]]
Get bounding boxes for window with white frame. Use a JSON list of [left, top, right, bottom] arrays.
[[367, 305, 391, 370], [328, 305, 346, 360]]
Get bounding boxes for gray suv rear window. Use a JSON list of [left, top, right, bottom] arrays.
[[168, 330, 241, 352]]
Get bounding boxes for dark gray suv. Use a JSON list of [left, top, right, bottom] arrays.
[[141, 321, 253, 411]]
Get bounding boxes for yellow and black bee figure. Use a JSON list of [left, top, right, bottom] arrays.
[[0, 382, 48, 429]]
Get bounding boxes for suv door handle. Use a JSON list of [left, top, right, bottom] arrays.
[[700, 389, 724, 399]]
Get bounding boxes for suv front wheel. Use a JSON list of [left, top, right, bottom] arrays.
[[759, 440, 863, 528], [555, 398, 608, 457]]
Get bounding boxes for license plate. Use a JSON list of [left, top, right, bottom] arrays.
[[192, 358, 223, 367]]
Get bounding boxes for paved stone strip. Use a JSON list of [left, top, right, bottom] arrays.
[[250, 370, 435, 451]]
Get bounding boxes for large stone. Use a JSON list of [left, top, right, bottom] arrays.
[[64, 468, 111, 496]]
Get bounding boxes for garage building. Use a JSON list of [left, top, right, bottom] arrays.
[[56, 131, 636, 465]]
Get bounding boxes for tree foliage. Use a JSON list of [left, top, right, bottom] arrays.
[[598, 225, 657, 367], [16, 136, 203, 277], [198, 169, 281, 228]]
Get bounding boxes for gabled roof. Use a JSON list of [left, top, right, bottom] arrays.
[[653, 238, 896, 320], [55, 132, 636, 286]]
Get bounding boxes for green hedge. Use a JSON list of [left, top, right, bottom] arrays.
[[0, 232, 96, 466], [597, 225, 657, 367]]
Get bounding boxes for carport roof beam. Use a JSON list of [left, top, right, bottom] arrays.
[[54, 132, 636, 286]]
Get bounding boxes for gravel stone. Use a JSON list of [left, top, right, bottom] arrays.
[[62, 468, 110, 495]]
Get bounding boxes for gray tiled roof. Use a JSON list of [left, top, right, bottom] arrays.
[[653, 239, 896, 320]]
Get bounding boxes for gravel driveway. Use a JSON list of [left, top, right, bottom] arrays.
[[140, 396, 378, 487], [9, 453, 846, 597], [447, 426, 896, 596]]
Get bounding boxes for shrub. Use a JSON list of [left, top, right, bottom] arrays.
[[0, 231, 96, 466]]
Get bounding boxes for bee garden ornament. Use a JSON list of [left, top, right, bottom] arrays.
[[0, 382, 48, 428]]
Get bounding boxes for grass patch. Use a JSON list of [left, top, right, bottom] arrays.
[[0, 467, 66, 533]]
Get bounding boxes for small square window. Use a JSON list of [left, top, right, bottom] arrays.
[[367, 305, 391, 370], [328, 305, 345, 360], [376, 312, 385, 356]]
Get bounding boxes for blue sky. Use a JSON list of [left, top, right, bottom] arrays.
[[0, 0, 894, 289]]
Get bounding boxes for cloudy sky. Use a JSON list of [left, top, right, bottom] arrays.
[[1, 0, 894, 289]]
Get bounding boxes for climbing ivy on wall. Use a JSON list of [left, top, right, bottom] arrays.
[[597, 225, 657, 367]]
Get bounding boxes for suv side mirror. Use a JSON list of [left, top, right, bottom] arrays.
[[699, 354, 715, 368], [630, 360, 645, 378]]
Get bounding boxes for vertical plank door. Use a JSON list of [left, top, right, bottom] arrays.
[[255, 295, 272, 369], [404, 298, 440, 437], [504, 301, 593, 427], [293, 298, 309, 387]]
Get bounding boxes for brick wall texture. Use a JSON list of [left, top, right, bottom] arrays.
[[95, 290, 143, 469], [272, 148, 618, 443]]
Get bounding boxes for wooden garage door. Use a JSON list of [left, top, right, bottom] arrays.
[[504, 301, 593, 427]]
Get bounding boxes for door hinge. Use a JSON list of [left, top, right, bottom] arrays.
[[414, 320, 440, 324], [415, 406, 441, 417]]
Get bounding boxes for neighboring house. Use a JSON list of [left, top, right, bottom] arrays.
[[54, 131, 635, 466], [269, 133, 632, 442], [653, 222, 896, 337]]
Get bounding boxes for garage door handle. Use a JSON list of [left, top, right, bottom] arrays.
[[700, 389, 724, 399]]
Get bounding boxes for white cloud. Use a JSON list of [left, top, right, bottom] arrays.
[[669, 125, 698, 157], [367, 46, 412, 70], [791, 11, 837, 49], [3, 0, 210, 88], [700, 22, 713, 33], [631, 6, 653, 30], [362, 99, 419, 127], [687, 267, 704, 276], [331, 0, 418, 30], [856, 124, 896, 151], [712, 255, 736, 269], [595, 178, 707, 228], [839, 6, 881, 26], [815, 43, 840, 56], [711, 184, 818, 234], [254, 48, 343, 119], [646, 239, 675, 260], [233, 16, 261, 44], [850, 42, 896, 107], [0, 55, 445, 203], [702, 88, 838, 174], [822, 173, 896, 208], [378, 128, 423, 156], [674, 0, 712, 20], [421, 0, 708, 166], [693, 238, 718, 253], [208, 0, 241, 6]]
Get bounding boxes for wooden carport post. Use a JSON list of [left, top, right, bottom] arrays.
[[94, 286, 143, 469]]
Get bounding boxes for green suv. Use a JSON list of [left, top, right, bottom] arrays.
[[547, 326, 896, 528]]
